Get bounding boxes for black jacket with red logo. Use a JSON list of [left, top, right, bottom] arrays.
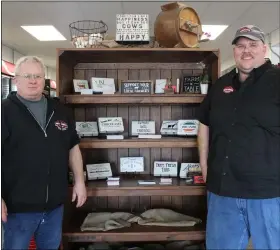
[[198, 61, 280, 199], [1, 92, 80, 213]]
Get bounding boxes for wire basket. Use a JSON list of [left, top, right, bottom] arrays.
[[69, 20, 108, 48]]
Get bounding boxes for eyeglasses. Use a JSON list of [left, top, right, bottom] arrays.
[[16, 74, 45, 80], [234, 43, 260, 51]]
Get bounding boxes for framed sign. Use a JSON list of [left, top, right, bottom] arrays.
[[119, 80, 153, 94], [153, 161, 178, 177], [181, 75, 201, 94], [116, 14, 149, 42]]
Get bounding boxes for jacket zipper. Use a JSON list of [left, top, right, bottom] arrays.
[[27, 109, 54, 137], [26, 108, 54, 204]]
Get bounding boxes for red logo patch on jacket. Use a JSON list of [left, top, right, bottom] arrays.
[[223, 86, 234, 94], [55, 120, 68, 131]]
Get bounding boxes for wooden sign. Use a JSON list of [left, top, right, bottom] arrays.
[[180, 163, 201, 178], [177, 119, 199, 136], [86, 163, 112, 180], [91, 77, 115, 94], [98, 117, 124, 133], [131, 121, 155, 136], [76, 122, 98, 137], [116, 14, 149, 42], [73, 79, 89, 93], [181, 75, 201, 94], [160, 120, 178, 135], [120, 157, 144, 173], [119, 80, 153, 94], [153, 161, 178, 177]]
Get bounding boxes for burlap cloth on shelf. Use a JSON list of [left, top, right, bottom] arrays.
[[80, 209, 201, 232]]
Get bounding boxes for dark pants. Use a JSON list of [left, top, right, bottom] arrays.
[[3, 205, 63, 250], [206, 192, 280, 250]]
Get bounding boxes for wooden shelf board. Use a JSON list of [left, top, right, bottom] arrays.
[[70, 176, 206, 197], [63, 212, 205, 242], [79, 137, 197, 149], [58, 48, 219, 64], [63, 94, 205, 104]]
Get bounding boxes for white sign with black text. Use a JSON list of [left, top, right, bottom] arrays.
[[153, 161, 178, 177], [86, 163, 112, 180], [76, 122, 99, 137], [180, 163, 201, 178], [98, 117, 124, 133], [116, 14, 149, 42], [131, 121, 155, 136], [91, 77, 115, 94], [120, 157, 144, 173]]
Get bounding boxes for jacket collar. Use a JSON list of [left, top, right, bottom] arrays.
[[231, 59, 273, 81], [7, 92, 57, 118]]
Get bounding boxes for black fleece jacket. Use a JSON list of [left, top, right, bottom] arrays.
[[1, 92, 80, 213]]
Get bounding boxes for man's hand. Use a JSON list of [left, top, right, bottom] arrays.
[[72, 181, 87, 207], [201, 164, 208, 182], [2, 198, 8, 222]]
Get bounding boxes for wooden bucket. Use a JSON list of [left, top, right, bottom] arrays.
[[154, 2, 203, 48]]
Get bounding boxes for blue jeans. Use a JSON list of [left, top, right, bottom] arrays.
[[3, 205, 63, 250], [206, 192, 280, 250]]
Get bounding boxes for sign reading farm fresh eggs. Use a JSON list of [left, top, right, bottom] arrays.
[[116, 14, 150, 42]]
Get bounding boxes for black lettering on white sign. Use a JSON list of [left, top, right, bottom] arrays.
[[116, 14, 149, 42]]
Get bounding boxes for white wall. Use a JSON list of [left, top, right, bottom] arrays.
[[2, 45, 24, 63], [1, 44, 56, 80]]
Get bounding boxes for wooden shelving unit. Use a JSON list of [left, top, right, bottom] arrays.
[[57, 48, 219, 249]]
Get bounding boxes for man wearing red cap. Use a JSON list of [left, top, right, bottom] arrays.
[[198, 25, 280, 249]]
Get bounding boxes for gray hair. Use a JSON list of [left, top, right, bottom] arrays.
[[14, 56, 46, 76]]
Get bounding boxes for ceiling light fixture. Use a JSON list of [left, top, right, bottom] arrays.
[[201, 25, 228, 40], [21, 25, 66, 41]]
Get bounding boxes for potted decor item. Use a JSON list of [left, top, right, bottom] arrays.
[[200, 72, 209, 94]]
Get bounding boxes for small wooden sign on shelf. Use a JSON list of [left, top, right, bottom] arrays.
[[91, 77, 116, 94], [153, 161, 178, 177], [76, 122, 99, 137], [86, 163, 113, 180], [120, 157, 144, 173], [181, 75, 201, 94], [119, 80, 153, 94], [179, 163, 201, 178], [131, 121, 155, 136]]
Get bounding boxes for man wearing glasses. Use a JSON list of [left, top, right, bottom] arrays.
[[1, 56, 87, 249], [198, 25, 280, 249]]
